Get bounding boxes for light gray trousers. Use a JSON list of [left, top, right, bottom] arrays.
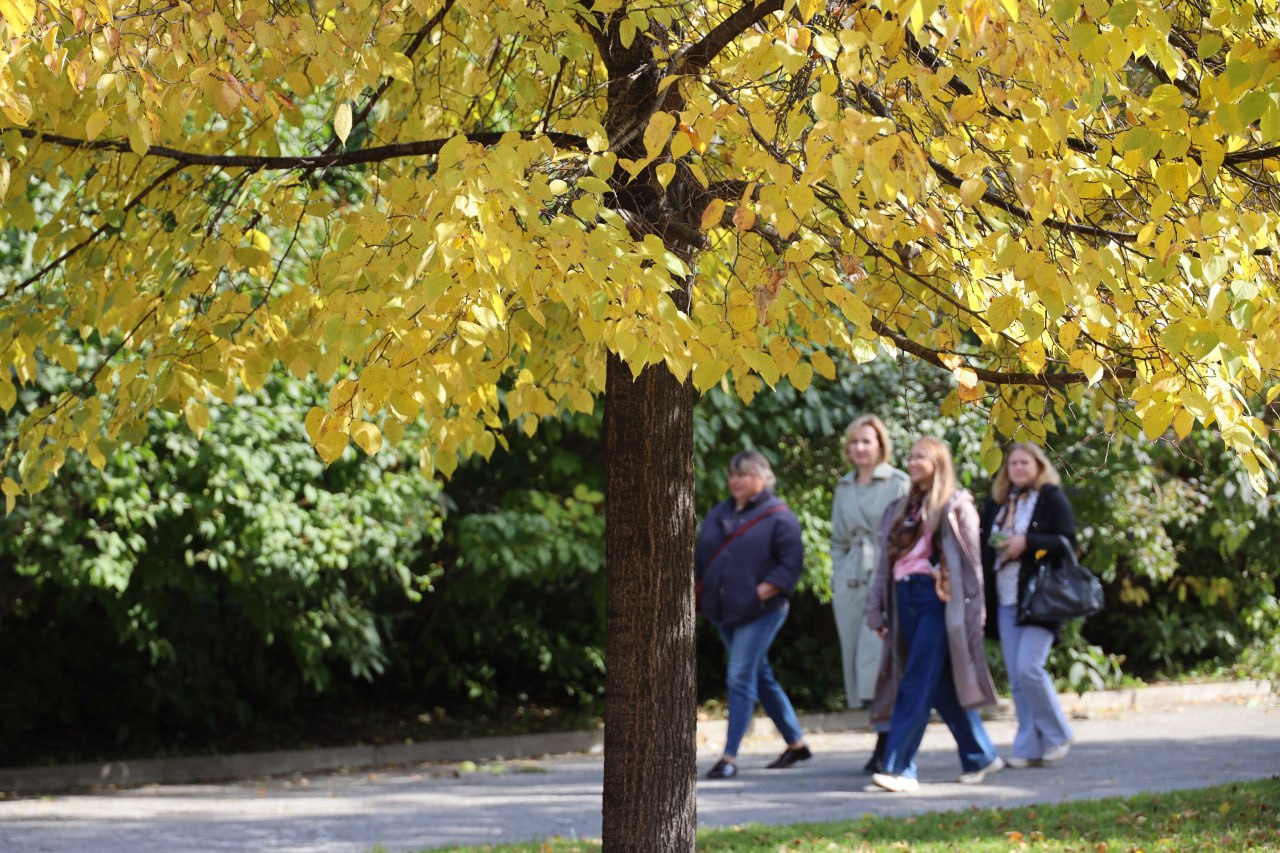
[[998, 604, 1073, 759]]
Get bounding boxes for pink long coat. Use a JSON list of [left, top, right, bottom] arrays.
[[864, 489, 998, 724]]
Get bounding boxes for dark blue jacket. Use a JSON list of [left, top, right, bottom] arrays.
[[694, 491, 804, 628]]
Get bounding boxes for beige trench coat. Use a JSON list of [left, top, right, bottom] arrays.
[[864, 489, 998, 724], [829, 463, 910, 706]]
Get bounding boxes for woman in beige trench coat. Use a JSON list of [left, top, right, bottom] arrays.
[[830, 415, 908, 772]]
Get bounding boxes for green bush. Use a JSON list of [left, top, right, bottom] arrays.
[[0, 375, 443, 764]]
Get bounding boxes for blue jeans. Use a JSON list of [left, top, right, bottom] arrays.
[[880, 576, 998, 778], [998, 605, 1073, 759], [717, 602, 804, 757]]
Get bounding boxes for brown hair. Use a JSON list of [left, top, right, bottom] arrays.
[[991, 442, 1061, 504]]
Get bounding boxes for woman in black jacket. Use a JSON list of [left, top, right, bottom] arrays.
[[979, 442, 1076, 768]]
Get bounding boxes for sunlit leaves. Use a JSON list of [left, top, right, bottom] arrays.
[[2, 0, 1280, 503], [333, 102, 352, 145]]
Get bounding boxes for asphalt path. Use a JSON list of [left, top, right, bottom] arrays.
[[1, 696, 1277, 852]]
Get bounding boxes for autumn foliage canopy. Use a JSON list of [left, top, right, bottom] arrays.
[[3, 0, 1280, 509]]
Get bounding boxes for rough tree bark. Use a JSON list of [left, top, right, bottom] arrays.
[[603, 353, 698, 851]]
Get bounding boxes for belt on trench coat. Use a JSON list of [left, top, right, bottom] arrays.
[[838, 532, 877, 589]]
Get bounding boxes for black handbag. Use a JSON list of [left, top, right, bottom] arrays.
[[1017, 535, 1105, 623]]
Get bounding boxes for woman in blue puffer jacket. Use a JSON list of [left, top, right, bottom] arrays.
[[695, 450, 810, 779]]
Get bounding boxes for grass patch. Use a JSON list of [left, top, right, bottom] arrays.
[[421, 776, 1279, 852]]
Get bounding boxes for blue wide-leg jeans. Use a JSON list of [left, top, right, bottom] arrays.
[[998, 604, 1073, 759], [880, 575, 998, 778], [717, 602, 804, 757]]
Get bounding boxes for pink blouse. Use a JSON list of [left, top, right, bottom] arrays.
[[892, 534, 934, 581]]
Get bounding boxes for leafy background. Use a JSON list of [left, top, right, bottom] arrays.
[[2, 347, 1276, 766]]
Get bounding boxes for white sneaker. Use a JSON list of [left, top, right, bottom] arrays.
[[1042, 741, 1072, 763], [870, 772, 919, 792], [1005, 756, 1035, 768], [957, 756, 1005, 784]]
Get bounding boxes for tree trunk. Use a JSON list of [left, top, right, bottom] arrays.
[[602, 353, 698, 851]]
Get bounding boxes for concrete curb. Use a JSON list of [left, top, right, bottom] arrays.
[[2, 679, 1270, 796]]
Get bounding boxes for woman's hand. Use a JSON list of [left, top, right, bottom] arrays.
[[757, 581, 781, 600], [1003, 533, 1028, 560]]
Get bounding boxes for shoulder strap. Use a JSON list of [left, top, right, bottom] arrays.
[[709, 504, 787, 566]]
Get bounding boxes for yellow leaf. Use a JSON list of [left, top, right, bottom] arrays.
[[1142, 403, 1175, 440], [700, 198, 726, 231], [1173, 409, 1194, 440], [655, 162, 676, 189], [1080, 353, 1104, 385], [619, 17, 636, 48], [304, 406, 327, 444], [988, 295, 1020, 333], [351, 421, 383, 456], [334, 101, 352, 144], [184, 400, 210, 437], [811, 351, 836, 380], [812, 92, 838, 121], [789, 361, 813, 392], [385, 52, 414, 82], [908, 0, 925, 32], [85, 109, 110, 141], [0, 377, 14, 413], [643, 112, 677, 161], [0, 0, 35, 32], [728, 303, 756, 333], [959, 177, 987, 206], [1018, 340, 1046, 373], [692, 359, 726, 393], [1059, 322, 1081, 351], [669, 129, 692, 160], [316, 428, 349, 464], [88, 439, 107, 470], [246, 229, 272, 252], [1, 477, 21, 515]]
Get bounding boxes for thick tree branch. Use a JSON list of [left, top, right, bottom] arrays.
[[1223, 145, 1280, 166], [868, 318, 1138, 386], [17, 129, 590, 169], [678, 0, 785, 75]]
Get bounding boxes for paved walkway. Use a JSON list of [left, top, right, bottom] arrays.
[[1, 691, 1276, 852]]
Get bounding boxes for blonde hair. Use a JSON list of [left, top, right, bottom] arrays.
[[898, 436, 957, 536], [843, 414, 893, 466], [991, 442, 1061, 503]]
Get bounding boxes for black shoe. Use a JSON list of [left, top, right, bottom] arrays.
[[766, 744, 813, 769], [706, 758, 738, 779], [862, 732, 887, 775]]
